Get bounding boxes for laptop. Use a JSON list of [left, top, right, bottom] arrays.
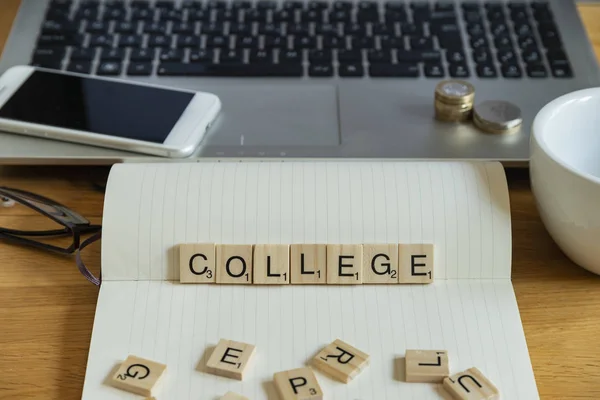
[[0, 0, 598, 165]]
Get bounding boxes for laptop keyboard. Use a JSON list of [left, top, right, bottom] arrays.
[[30, 0, 573, 78]]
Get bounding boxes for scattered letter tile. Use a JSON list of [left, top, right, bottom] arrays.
[[110, 355, 166, 397], [326, 245, 363, 284], [273, 367, 323, 400], [290, 244, 327, 284], [206, 339, 256, 380], [220, 391, 249, 400], [216, 245, 254, 284], [312, 339, 369, 383], [398, 243, 434, 283], [362, 244, 399, 284], [179, 243, 216, 283], [443, 367, 500, 400], [253, 244, 290, 284], [405, 349, 449, 383]]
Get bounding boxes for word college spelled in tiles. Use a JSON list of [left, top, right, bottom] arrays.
[[110, 355, 167, 397], [179, 243, 434, 285]]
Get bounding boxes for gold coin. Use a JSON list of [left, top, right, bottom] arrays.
[[435, 80, 475, 105], [434, 99, 473, 114], [435, 106, 472, 122]]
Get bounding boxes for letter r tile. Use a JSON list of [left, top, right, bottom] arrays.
[[312, 339, 370, 383], [110, 355, 167, 397], [205, 339, 256, 380]]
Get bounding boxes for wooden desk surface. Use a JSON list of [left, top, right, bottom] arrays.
[[2, 1, 600, 399]]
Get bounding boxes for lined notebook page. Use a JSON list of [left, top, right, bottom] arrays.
[[101, 161, 511, 281], [82, 281, 538, 399]]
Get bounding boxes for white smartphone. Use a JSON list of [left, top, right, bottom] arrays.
[[0, 65, 221, 158]]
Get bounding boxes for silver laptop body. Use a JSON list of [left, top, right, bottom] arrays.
[[0, 0, 598, 165]]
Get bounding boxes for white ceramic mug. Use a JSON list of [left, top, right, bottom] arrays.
[[530, 87, 600, 275]]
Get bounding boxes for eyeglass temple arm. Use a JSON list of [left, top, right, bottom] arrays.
[[75, 231, 102, 286]]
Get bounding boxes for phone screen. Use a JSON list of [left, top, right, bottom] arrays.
[[0, 69, 195, 143]]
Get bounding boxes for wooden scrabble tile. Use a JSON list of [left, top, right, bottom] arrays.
[[443, 367, 500, 400], [253, 244, 290, 284], [405, 349, 449, 383], [216, 245, 254, 284], [362, 244, 399, 284], [290, 244, 327, 284], [273, 367, 323, 400], [110, 355, 166, 397], [398, 243, 434, 284], [326, 245, 363, 284], [179, 243, 216, 283], [220, 391, 249, 400], [206, 339, 256, 380], [312, 339, 369, 383]]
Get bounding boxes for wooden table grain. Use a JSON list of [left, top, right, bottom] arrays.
[[2, 1, 600, 399]]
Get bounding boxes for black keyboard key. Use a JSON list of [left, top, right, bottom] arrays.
[[31, 57, 63, 69], [67, 60, 92, 74], [100, 48, 125, 61], [501, 63, 522, 78], [280, 50, 302, 63], [539, 29, 562, 48], [102, 8, 126, 21], [372, 23, 392, 36], [547, 49, 567, 63], [230, 23, 253, 35], [514, 23, 533, 38], [533, 8, 553, 22], [50, 0, 72, 9], [143, 22, 168, 34], [490, 22, 509, 37], [127, 62, 153, 76], [213, 9, 238, 22], [148, 35, 172, 47], [273, 10, 296, 22], [114, 22, 137, 34], [85, 21, 108, 33], [33, 47, 66, 60], [522, 48, 542, 64], [511, 8, 529, 22], [337, 49, 362, 62], [322, 36, 345, 48], [236, 36, 258, 48], [257, 0, 277, 9], [309, 49, 333, 62], [207, 0, 228, 9], [446, 49, 466, 64], [89, 34, 115, 47], [159, 9, 185, 22], [430, 23, 460, 36], [258, 23, 283, 36], [379, 35, 403, 49], [159, 49, 185, 62], [349, 36, 376, 49], [369, 63, 419, 77], [97, 61, 122, 75], [188, 9, 210, 22], [37, 33, 83, 46], [130, 48, 155, 61], [157, 62, 304, 76], [300, 9, 324, 22], [551, 63, 572, 78], [41, 20, 79, 34], [283, 1, 304, 10], [435, 3, 455, 11], [527, 63, 547, 78], [263, 36, 287, 48], [316, 23, 340, 37], [462, 2, 480, 10], [334, 0, 354, 10], [244, 9, 269, 22], [463, 10, 483, 23], [249, 49, 273, 63], [74, 8, 98, 21], [409, 37, 434, 50], [172, 22, 196, 34], [329, 10, 352, 22], [449, 63, 470, 77], [476, 63, 498, 78], [531, 1, 550, 10], [155, 1, 174, 10], [486, 9, 505, 21], [472, 49, 492, 64], [367, 49, 391, 63], [494, 36, 513, 49], [424, 62, 444, 77], [220, 49, 244, 63], [497, 48, 516, 65], [400, 23, 424, 36], [190, 49, 215, 63], [426, 11, 457, 24], [339, 63, 364, 77], [517, 35, 537, 50], [118, 34, 143, 47], [437, 34, 463, 49], [177, 35, 201, 48], [470, 36, 489, 49], [70, 48, 95, 60], [131, 8, 155, 21], [308, 63, 334, 77], [205, 35, 230, 48], [294, 36, 317, 48], [357, 10, 380, 23], [397, 50, 441, 62], [201, 23, 225, 35], [344, 23, 366, 36]]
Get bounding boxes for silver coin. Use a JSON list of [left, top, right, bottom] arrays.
[[474, 100, 522, 129], [440, 82, 472, 97]]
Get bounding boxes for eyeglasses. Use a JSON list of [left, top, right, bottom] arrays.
[[0, 186, 102, 285]]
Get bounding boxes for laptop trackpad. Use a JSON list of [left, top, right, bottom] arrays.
[[202, 84, 340, 147]]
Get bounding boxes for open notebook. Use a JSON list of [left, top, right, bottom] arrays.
[[82, 161, 538, 400]]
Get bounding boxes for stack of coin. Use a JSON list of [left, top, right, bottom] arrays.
[[434, 80, 475, 122], [473, 100, 523, 134]]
